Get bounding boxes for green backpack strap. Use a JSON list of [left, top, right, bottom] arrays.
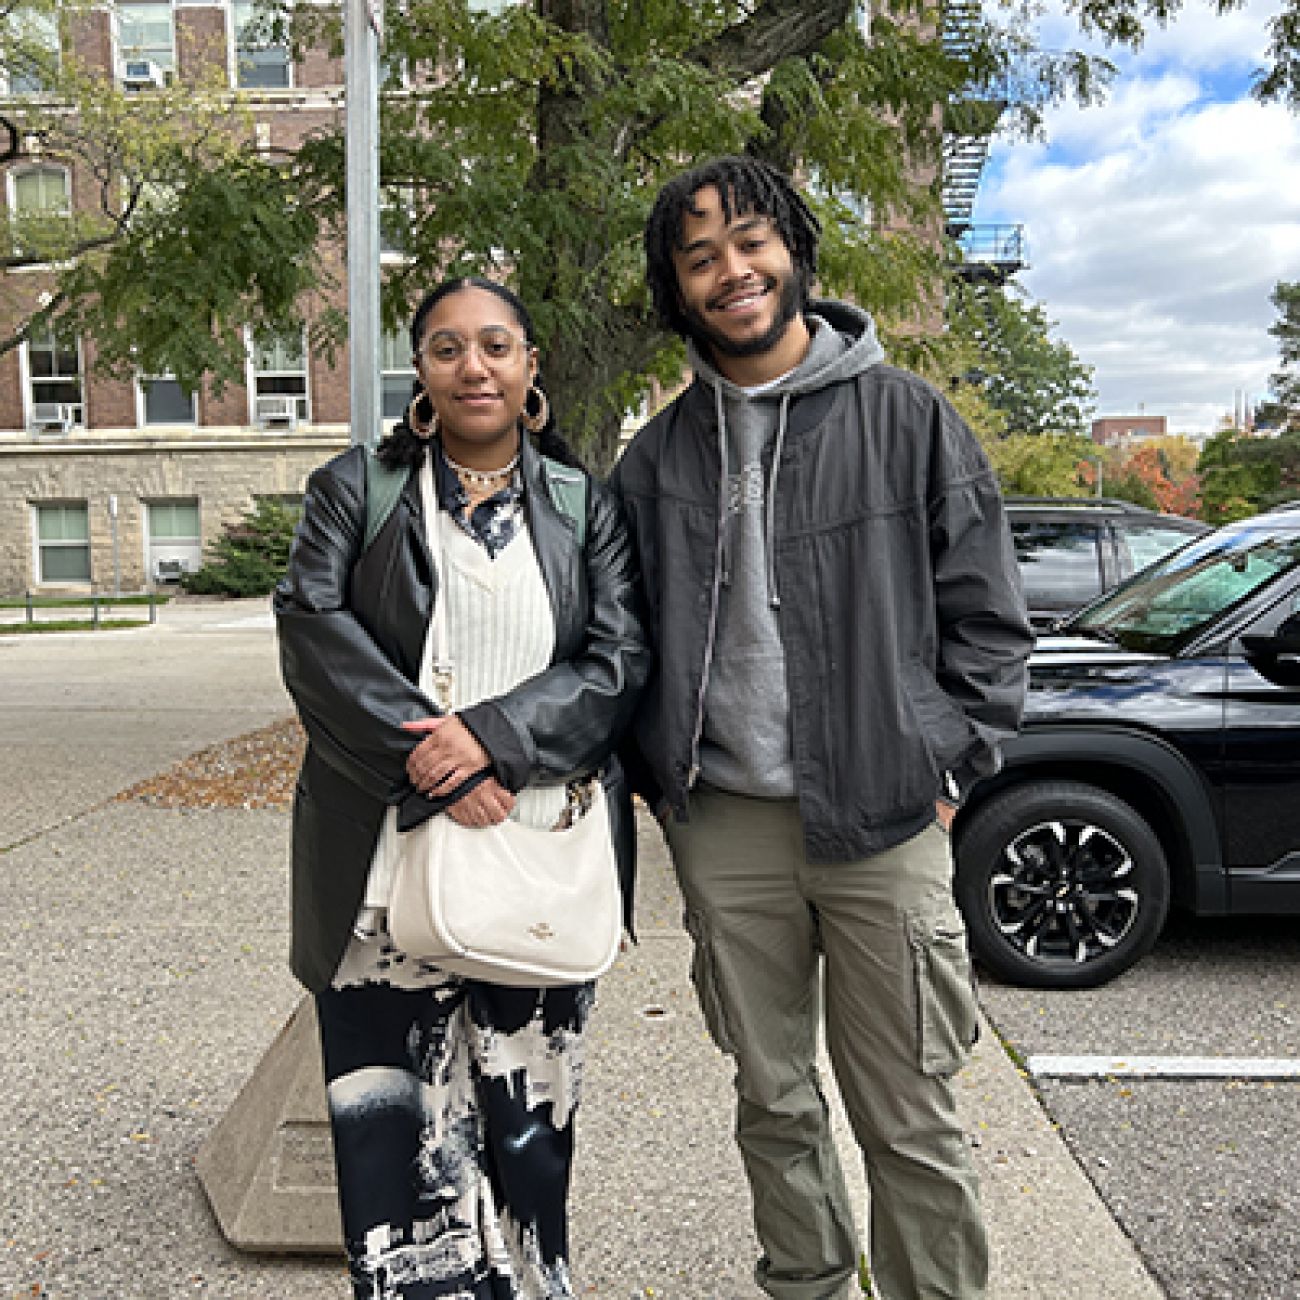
[[364, 449, 587, 553], [363, 449, 409, 552], [540, 455, 588, 546]]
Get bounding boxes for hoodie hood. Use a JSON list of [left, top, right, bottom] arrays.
[[685, 296, 886, 400], [687, 296, 886, 610]]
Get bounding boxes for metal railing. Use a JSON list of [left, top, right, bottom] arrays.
[[0, 591, 163, 629], [955, 223, 1028, 267]]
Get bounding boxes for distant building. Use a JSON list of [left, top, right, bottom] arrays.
[[0, 11, 396, 597], [1091, 416, 1168, 446]]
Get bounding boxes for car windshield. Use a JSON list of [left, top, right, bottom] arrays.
[[1070, 520, 1300, 652]]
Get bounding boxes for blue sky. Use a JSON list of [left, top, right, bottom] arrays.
[[973, 0, 1300, 433]]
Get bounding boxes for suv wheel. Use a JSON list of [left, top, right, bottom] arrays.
[[955, 781, 1170, 989]]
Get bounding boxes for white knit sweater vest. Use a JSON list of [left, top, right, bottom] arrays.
[[434, 511, 562, 831], [362, 459, 563, 910]]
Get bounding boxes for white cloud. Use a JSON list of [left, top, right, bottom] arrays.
[[975, 0, 1300, 432], [1038, 0, 1282, 78]]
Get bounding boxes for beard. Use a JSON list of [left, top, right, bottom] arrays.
[[681, 269, 805, 360]]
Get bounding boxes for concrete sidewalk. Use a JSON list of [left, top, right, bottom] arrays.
[[0, 601, 1164, 1298]]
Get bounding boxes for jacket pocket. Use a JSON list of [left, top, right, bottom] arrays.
[[682, 909, 737, 1056], [907, 907, 979, 1078], [901, 660, 977, 775]]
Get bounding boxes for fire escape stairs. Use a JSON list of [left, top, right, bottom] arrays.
[[943, 0, 1026, 283]]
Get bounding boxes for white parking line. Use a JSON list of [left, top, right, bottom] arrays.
[[1028, 1055, 1300, 1080]]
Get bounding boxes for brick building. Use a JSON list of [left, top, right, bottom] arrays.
[[0, 6, 411, 596], [1090, 415, 1168, 446]]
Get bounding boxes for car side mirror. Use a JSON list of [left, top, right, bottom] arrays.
[[1242, 613, 1300, 659]]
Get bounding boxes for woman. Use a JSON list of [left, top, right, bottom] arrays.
[[274, 276, 649, 1299]]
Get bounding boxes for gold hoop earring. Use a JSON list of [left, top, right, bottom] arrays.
[[407, 390, 437, 438], [521, 385, 549, 435]]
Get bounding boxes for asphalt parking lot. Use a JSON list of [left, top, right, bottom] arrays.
[[980, 910, 1300, 1300]]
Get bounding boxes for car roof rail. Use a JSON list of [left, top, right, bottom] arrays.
[[1004, 495, 1155, 513]]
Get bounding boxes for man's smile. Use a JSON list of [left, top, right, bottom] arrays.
[[711, 281, 773, 315]]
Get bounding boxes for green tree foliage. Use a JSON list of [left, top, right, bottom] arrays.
[[1255, 279, 1300, 430], [5, 0, 1300, 463], [182, 498, 299, 596], [948, 282, 1096, 437], [983, 430, 1097, 495], [274, 0, 1127, 462], [1196, 428, 1300, 523]]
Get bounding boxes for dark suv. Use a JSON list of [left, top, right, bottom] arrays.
[[953, 504, 1300, 988], [1005, 497, 1207, 630]]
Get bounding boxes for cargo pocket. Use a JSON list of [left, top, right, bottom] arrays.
[[908, 908, 979, 1078], [682, 910, 737, 1057]]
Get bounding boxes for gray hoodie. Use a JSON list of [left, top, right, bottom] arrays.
[[690, 302, 885, 798]]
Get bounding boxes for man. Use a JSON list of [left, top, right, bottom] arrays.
[[609, 156, 1033, 1300]]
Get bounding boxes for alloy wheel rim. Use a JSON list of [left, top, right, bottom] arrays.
[[989, 818, 1140, 965]]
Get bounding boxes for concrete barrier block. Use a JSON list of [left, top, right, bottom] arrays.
[[196, 994, 343, 1254]]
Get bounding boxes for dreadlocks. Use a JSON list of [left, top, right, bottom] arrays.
[[644, 155, 821, 337]]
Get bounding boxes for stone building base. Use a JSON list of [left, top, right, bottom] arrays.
[[0, 431, 349, 597]]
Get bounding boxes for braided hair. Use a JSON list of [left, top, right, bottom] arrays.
[[644, 155, 821, 338], [376, 275, 582, 470]]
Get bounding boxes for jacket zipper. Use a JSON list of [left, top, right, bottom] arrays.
[[685, 402, 730, 790]]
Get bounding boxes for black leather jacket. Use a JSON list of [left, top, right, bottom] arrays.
[[610, 344, 1033, 864], [275, 437, 650, 992]]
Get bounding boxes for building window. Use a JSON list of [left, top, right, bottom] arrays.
[[35, 502, 91, 583], [380, 189, 413, 259], [140, 375, 196, 425], [233, 0, 290, 89], [25, 328, 83, 429], [8, 164, 71, 261], [251, 327, 308, 426], [146, 498, 201, 581], [255, 491, 304, 515], [10, 164, 70, 215], [117, 1, 175, 80], [7, 10, 60, 94], [381, 328, 415, 426]]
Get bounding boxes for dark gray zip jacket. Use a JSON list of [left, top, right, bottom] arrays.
[[275, 437, 650, 992], [609, 299, 1033, 863]]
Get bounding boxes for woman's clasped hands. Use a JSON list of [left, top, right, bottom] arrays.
[[402, 715, 517, 827]]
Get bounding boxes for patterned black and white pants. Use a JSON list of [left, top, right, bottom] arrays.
[[316, 966, 592, 1300]]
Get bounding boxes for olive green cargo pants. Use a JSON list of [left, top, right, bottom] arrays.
[[665, 788, 987, 1300]]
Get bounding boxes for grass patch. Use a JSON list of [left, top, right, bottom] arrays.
[[0, 594, 170, 610], [0, 618, 149, 634]]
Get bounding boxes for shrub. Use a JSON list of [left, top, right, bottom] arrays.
[[182, 499, 298, 597]]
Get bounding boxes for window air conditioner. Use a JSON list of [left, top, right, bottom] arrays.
[[255, 395, 299, 430], [29, 402, 74, 433], [122, 59, 166, 90], [154, 558, 186, 583]]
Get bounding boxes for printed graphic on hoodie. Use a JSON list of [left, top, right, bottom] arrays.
[[727, 462, 766, 515]]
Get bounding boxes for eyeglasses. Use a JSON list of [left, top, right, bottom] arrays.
[[419, 326, 530, 369]]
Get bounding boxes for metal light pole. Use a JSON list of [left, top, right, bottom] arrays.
[[196, 0, 386, 1250], [345, 0, 383, 448]]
